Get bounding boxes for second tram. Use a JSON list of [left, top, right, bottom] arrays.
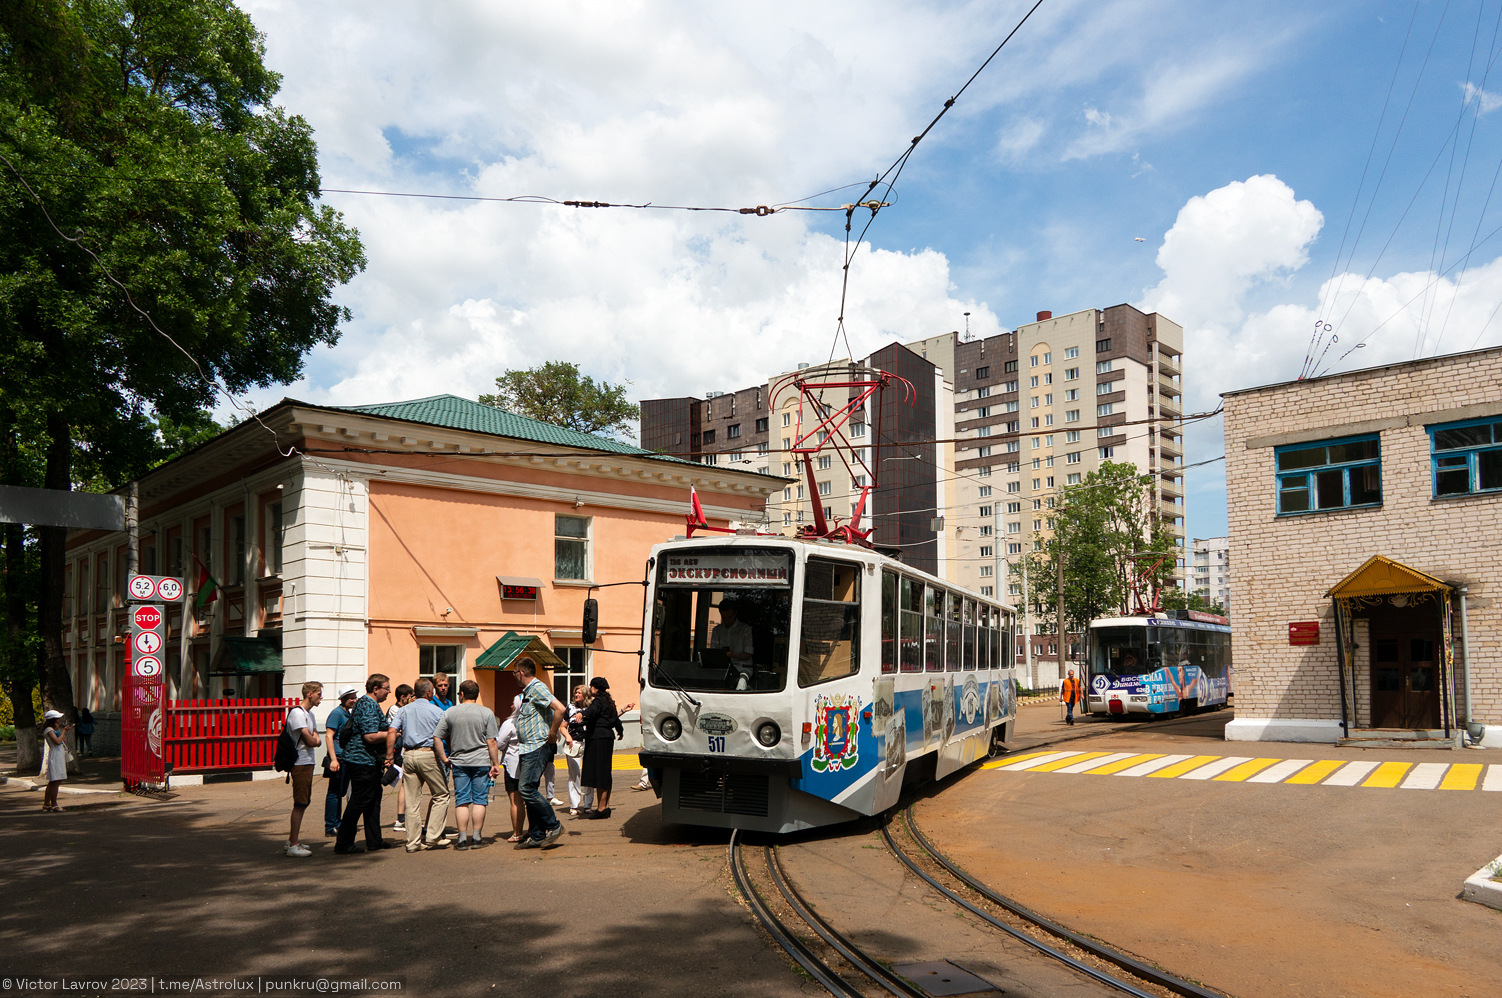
[[1082, 611, 1232, 718], [636, 535, 1018, 833]]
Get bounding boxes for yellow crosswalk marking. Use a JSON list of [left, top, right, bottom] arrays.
[[1361, 761, 1413, 788], [1213, 758, 1281, 782], [981, 750, 1055, 770], [1083, 753, 1163, 775], [1439, 763, 1484, 790], [1146, 755, 1221, 778], [1283, 759, 1345, 785], [1031, 751, 1111, 772]]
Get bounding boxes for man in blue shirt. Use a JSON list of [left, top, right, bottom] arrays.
[[393, 678, 452, 852], [322, 687, 359, 836], [334, 674, 394, 854], [513, 657, 566, 849], [432, 673, 454, 711]]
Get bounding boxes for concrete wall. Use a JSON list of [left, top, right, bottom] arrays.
[[1223, 347, 1502, 743]]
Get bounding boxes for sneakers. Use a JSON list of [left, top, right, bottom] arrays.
[[455, 839, 470, 851], [631, 783, 651, 792], [469, 838, 489, 850], [404, 842, 425, 853], [392, 817, 406, 830], [542, 823, 564, 847], [284, 842, 312, 858], [426, 835, 455, 848], [549, 797, 565, 806], [514, 836, 541, 850]]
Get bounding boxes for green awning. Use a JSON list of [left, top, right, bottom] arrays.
[[209, 636, 283, 675], [473, 631, 566, 672]]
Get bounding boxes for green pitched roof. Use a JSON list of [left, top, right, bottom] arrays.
[[473, 631, 567, 672], [333, 394, 658, 456]]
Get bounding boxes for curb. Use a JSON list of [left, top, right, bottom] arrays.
[[0, 774, 120, 796], [1462, 855, 1502, 911]]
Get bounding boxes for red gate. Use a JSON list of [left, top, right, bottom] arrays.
[[164, 698, 298, 773]]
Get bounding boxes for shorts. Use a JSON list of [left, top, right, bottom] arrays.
[[291, 764, 315, 806], [503, 771, 519, 794], [452, 765, 493, 806]]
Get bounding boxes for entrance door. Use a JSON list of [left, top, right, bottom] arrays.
[[1369, 610, 1440, 729]]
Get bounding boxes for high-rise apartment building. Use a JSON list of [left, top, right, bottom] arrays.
[[907, 303, 1186, 686], [640, 343, 952, 576], [1191, 535, 1231, 613]]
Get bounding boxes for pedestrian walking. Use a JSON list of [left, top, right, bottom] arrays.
[[388, 684, 415, 830], [497, 696, 526, 842], [334, 674, 394, 855], [581, 677, 624, 819], [512, 657, 566, 849], [75, 707, 95, 757], [433, 679, 500, 849], [1060, 669, 1082, 726], [393, 678, 454, 852], [323, 687, 359, 836], [284, 682, 323, 857], [40, 710, 72, 812], [563, 686, 594, 816]]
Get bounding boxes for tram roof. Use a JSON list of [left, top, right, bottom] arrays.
[[651, 533, 1017, 613]]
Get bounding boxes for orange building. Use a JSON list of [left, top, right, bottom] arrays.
[[64, 395, 780, 745]]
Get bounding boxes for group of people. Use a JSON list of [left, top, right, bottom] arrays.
[[281, 661, 626, 857]]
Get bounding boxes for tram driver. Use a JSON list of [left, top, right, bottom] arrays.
[[710, 597, 755, 690]]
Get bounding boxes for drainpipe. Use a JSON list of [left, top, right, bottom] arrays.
[[1333, 599, 1349, 736], [1459, 587, 1480, 745]]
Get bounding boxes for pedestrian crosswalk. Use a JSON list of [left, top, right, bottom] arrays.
[[984, 750, 1502, 791]]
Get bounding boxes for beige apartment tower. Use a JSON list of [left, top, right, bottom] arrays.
[[908, 303, 1186, 687]]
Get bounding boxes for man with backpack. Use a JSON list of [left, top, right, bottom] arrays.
[[282, 681, 324, 857]]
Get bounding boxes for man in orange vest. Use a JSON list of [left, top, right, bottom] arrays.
[[1060, 669, 1082, 726]]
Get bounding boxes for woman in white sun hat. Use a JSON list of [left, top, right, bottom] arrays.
[[41, 710, 72, 811]]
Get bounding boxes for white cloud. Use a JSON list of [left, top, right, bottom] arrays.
[[1462, 81, 1502, 114]]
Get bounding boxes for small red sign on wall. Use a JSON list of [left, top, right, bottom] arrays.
[[1288, 621, 1320, 645]]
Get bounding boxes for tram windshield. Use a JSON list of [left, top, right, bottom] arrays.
[[650, 548, 794, 693], [1087, 625, 1152, 679]]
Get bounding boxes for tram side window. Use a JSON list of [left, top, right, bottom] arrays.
[[963, 600, 978, 672], [900, 577, 923, 673], [945, 592, 962, 671], [880, 571, 898, 674], [924, 585, 945, 672], [976, 605, 990, 671], [798, 558, 861, 687]]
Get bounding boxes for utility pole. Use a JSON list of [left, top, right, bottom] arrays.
[[1022, 552, 1034, 688], [1056, 511, 1065, 674]]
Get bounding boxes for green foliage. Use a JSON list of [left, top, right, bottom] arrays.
[[1160, 587, 1226, 616], [1012, 461, 1180, 631], [480, 361, 640, 440]]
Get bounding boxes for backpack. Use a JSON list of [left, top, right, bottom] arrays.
[[273, 710, 300, 780]]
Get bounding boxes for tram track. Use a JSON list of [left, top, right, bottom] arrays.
[[730, 809, 1233, 998]]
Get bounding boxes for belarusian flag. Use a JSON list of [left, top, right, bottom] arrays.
[[191, 553, 219, 611]]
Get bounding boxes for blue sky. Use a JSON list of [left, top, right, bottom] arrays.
[[239, 0, 1502, 544]]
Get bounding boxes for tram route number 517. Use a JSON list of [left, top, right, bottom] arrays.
[[707, 736, 726, 753]]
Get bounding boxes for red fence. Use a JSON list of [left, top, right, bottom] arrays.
[[164, 698, 298, 773]]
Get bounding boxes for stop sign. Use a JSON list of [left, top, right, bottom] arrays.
[[132, 605, 163, 630]]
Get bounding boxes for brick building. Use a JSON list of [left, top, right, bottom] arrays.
[[1222, 347, 1502, 747]]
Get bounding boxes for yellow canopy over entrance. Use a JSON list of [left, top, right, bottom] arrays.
[[1324, 554, 1451, 599]]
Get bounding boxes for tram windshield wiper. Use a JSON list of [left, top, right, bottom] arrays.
[[648, 660, 701, 708]]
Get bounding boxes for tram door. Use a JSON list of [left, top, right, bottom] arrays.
[[1369, 609, 1440, 729]]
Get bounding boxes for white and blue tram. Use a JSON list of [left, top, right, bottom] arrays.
[[635, 536, 1018, 834], [1082, 611, 1233, 718]]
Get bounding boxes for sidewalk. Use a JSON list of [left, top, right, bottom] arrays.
[[0, 741, 128, 794]]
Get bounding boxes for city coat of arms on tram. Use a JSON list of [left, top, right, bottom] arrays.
[[811, 693, 861, 773]]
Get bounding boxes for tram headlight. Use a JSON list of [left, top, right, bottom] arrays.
[[658, 715, 682, 741], [755, 721, 781, 747]]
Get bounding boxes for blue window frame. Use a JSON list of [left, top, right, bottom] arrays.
[[1274, 434, 1381, 514], [1428, 416, 1502, 497]]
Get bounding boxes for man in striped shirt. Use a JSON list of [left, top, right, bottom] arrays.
[[513, 657, 567, 849]]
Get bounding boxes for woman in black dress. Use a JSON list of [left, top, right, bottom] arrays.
[[580, 677, 624, 818]]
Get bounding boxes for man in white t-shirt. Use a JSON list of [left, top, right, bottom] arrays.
[[710, 600, 755, 689], [285, 681, 324, 857]]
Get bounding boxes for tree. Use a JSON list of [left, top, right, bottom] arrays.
[[480, 362, 639, 439], [0, 0, 365, 730], [1011, 461, 1180, 636], [1160, 588, 1226, 616]]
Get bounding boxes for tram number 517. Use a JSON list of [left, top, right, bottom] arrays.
[[707, 736, 726, 753]]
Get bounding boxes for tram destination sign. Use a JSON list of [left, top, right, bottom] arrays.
[[662, 554, 791, 587]]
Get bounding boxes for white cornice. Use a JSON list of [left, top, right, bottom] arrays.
[[301, 456, 760, 523]]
